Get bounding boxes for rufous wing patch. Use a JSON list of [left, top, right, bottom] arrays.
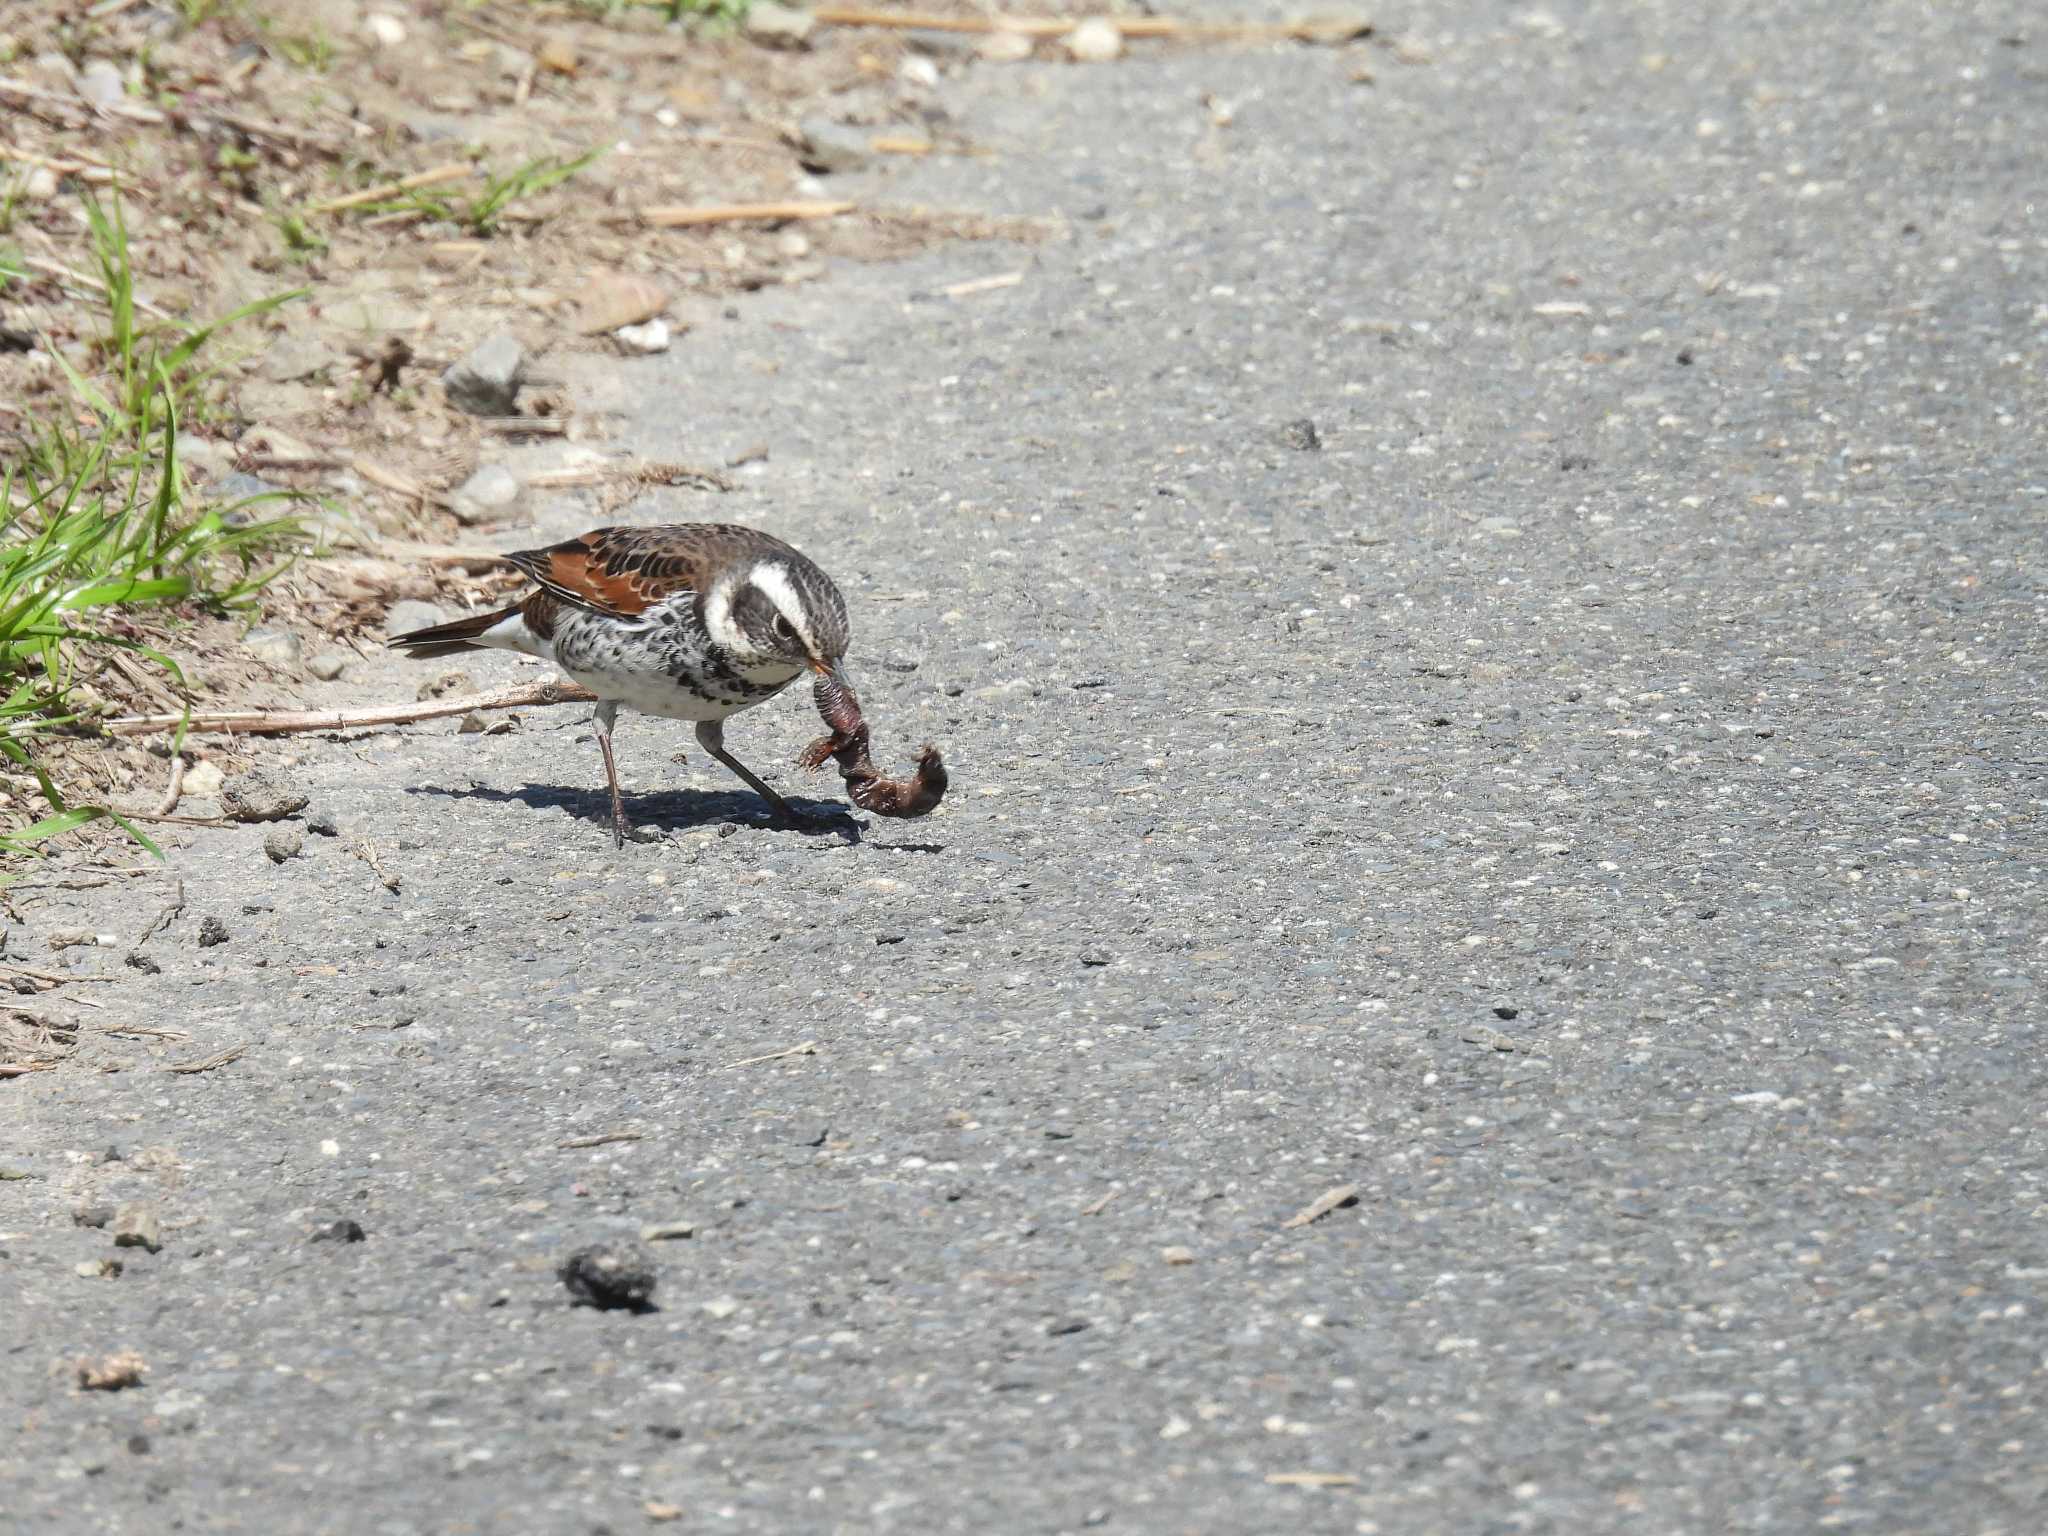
[[507, 527, 706, 617]]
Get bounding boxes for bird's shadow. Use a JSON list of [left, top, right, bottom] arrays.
[[408, 780, 865, 843]]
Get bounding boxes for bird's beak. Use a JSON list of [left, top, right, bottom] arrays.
[[808, 656, 839, 680]]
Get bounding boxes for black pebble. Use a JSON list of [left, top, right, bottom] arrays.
[[558, 1242, 658, 1312], [311, 1219, 367, 1244]]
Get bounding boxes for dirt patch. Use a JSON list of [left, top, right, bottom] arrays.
[[0, 0, 1070, 846]]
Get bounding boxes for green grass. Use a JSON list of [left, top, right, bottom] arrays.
[[1, 192, 306, 863], [337, 147, 608, 237]]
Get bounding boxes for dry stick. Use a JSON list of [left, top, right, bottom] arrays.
[[639, 200, 854, 229], [170, 105, 343, 155], [352, 457, 454, 509], [308, 163, 475, 215], [134, 879, 185, 952], [810, 8, 1370, 40], [556, 1130, 645, 1149], [722, 1041, 818, 1070], [0, 144, 115, 180], [154, 755, 186, 818], [0, 76, 166, 124], [943, 271, 1026, 298], [165, 1042, 249, 1074], [22, 256, 175, 321], [479, 416, 568, 436], [104, 678, 601, 739], [1280, 1183, 1360, 1230]]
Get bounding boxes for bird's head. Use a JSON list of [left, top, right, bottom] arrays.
[[723, 556, 851, 681]]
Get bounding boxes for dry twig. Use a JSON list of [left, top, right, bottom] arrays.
[[105, 677, 600, 739], [639, 200, 854, 229], [165, 1042, 250, 1074], [308, 163, 475, 214], [722, 1041, 817, 1070], [1280, 1183, 1360, 1230], [811, 9, 1371, 42], [556, 1130, 646, 1149]]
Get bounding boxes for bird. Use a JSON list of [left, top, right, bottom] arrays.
[[389, 522, 852, 847]]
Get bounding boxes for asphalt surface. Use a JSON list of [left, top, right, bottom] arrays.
[[6, 4, 2047, 1532]]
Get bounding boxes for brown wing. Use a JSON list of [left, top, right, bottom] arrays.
[[504, 526, 721, 617]]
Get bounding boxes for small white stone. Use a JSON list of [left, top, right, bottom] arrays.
[[365, 12, 406, 47], [182, 760, 224, 799], [900, 55, 939, 87], [614, 318, 671, 354], [978, 30, 1034, 63], [1064, 18, 1122, 63]]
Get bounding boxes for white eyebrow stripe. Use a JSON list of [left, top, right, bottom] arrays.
[[748, 562, 816, 653]]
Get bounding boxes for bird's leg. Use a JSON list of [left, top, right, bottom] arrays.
[[593, 700, 629, 850], [695, 718, 803, 823]]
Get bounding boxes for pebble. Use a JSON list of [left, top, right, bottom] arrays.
[[385, 600, 447, 638], [900, 55, 940, 88], [639, 1220, 696, 1243], [457, 712, 489, 734], [76, 1258, 123, 1279], [558, 1242, 658, 1311], [310, 1219, 367, 1243], [979, 31, 1034, 62], [306, 652, 348, 682], [450, 463, 521, 525], [220, 769, 308, 823], [196, 916, 229, 948], [799, 116, 874, 175], [305, 807, 340, 837], [111, 1201, 162, 1253], [613, 318, 671, 354], [701, 1294, 741, 1320], [182, 759, 224, 799], [263, 827, 304, 864], [1064, 19, 1123, 63], [441, 332, 526, 416], [364, 12, 406, 48], [243, 626, 302, 670], [75, 59, 125, 108], [537, 34, 578, 74], [776, 230, 812, 260], [744, 1, 815, 49], [173, 434, 233, 482], [1280, 418, 1322, 452], [212, 471, 281, 505], [1161, 1246, 1196, 1265]]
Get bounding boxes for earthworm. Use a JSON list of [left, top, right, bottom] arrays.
[[798, 671, 948, 818]]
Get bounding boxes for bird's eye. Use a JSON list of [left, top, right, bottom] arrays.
[[770, 614, 797, 645]]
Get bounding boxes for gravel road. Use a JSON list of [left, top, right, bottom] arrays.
[[6, 4, 2046, 1533]]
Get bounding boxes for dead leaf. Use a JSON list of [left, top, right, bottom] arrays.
[[1280, 1183, 1359, 1230], [573, 271, 671, 335]]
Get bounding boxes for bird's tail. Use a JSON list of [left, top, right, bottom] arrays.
[[388, 605, 521, 660]]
